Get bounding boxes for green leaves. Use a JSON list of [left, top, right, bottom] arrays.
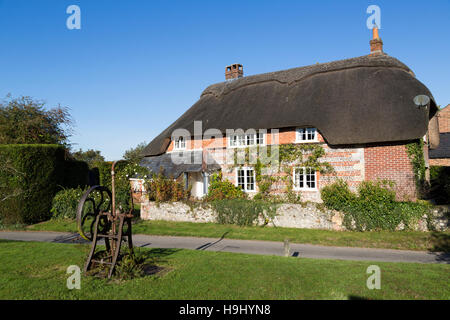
[[321, 179, 431, 231], [0, 95, 73, 146], [212, 198, 278, 227]]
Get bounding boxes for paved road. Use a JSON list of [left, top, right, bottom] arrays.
[[0, 231, 448, 264]]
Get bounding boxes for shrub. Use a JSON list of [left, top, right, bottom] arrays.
[[206, 173, 246, 201], [321, 179, 431, 231], [145, 172, 188, 203], [50, 187, 87, 219], [212, 198, 278, 226], [320, 179, 356, 211], [0, 144, 66, 224]]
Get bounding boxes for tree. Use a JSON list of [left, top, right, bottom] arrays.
[[123, 142, 147, 164], [71, 149, 105, 168], [0, 95, 73, 146]]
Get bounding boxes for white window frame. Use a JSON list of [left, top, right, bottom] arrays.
[[228, 132, 266, 148], [174, 136, 186, 150], [293, 167, 317, 190], [235, 167, 256, 192], [295, 127, 318, 143]]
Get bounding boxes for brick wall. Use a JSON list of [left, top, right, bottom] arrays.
[[438, 105, 450, 133], [164, 128, 417, 202], [364, 143, 416, 200], [429, 158, 450, 166]]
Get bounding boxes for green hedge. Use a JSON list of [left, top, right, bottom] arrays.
[[0, 144, 89, 225], [321, 179, 431, 231]]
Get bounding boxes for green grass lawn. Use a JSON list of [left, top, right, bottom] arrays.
[[26, 219, 450, 252], [0, 239, 448, 300]]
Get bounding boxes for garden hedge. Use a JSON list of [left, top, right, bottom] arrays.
[[0, 144, 89, 224]]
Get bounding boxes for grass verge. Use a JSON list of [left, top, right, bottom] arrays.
[[0, 240, 448, 299]]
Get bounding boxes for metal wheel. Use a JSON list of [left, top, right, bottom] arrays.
[[76, 185, 112, 241]]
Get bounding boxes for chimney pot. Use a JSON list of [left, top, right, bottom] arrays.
[[225, 64, 243, 80], [370, 27, 383, 55]]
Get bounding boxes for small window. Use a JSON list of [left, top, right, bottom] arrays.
[[229, 132, 265, 148], [296, 127, 317, 142], [174, 136, 186, 150], [236, 167, 255, 192], [293, 167, 316, 190]]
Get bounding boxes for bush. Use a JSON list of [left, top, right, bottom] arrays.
[[0, 144, 91, 225], [212, 198, 278, 226], [321, 179, 431, 231], [0, 144, 66, 224], [50, 187, 87, 219], [320, 179, 356, 211], [63, 160, 89, 188], [145, 172, 188, 203], [206, 173, 246, 201]]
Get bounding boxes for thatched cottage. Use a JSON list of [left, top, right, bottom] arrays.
[[141, 28, 440, 201]]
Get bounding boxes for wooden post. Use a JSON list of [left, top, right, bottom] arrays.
[[284, 239, 290, 257]]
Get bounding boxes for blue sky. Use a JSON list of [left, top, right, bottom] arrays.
[[0, 0, 449, 160]]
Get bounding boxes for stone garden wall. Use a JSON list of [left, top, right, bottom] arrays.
[[141, 201, 449, 232]]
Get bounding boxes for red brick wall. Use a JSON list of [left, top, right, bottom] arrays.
[[438, 105, 450, 133], [364, 143, 416, 200], [429, 158, 450, 166]]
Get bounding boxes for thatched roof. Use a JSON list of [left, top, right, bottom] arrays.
[[143, 53, 438, 157]]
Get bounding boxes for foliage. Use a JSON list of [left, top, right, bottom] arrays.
[[145, 172, 188, 203], [231, 144, 333, 202], [123, 141, 147, 164], [321, 179, 431, 231], [321, 179, 356, 211], [405, 139, 427, 196], [206, 172, 246, 201], [63, 160, 90, 188], [0, 144, 67, 224], [50, 187, 87, 220], [212, 198, 278, 226], [71, 149, 105, 168], [429, 166, 450, 204], [113, 248, 149, 280], [0, 95, 73, 146]]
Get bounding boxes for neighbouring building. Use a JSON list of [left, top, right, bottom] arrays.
[[140, 28, 440, 202], [429, 104, 450, 166]]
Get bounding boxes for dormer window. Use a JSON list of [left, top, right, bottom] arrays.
[[296, 127, 317, 142], [174, 136, 186, 150], [229, 132, 265, 148]]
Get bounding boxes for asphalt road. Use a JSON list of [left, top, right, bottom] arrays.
[[0, 231, 448, 264]]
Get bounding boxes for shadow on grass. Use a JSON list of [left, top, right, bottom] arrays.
[[430, 232, 450, 253]]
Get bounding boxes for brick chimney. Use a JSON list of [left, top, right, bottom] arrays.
[[225, 64, 243, 80], [370, 26, 383, 55]]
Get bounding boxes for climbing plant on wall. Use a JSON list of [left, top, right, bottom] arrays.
[[405, 139, 426, 196], [232, 144, 334, 201]]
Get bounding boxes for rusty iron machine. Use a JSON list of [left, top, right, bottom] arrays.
[[76, 160, 134, 278]]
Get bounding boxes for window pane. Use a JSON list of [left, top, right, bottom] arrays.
[[230, 135, 237, 147], [238, 134, 245, 146], [237, 169, 245, 189], [246, 134, 254, 146], [256, 132, 264, 145], [307, 128, 316, 140], [246, 169, 255, 191]]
